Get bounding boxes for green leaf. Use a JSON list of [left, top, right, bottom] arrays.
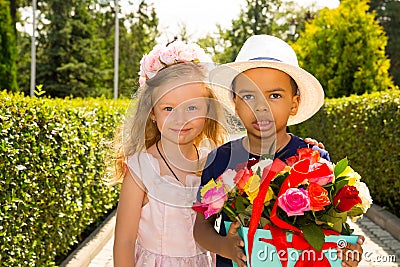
[[334, 157, 348, 178], [301, 224, 325, 251], [320, 207, 348, 233], [235, 196, 248, 213], [347, 204, 364, 217]]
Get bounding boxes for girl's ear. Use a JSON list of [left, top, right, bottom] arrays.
[[290, 95, 300, 116], [150, 108, 156, 122]]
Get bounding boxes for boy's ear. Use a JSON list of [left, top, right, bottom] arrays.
[[290, 95, 300, 116], [233, 97, 239, 115]]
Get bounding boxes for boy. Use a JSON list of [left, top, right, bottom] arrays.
[[193, 35, 364, 267]]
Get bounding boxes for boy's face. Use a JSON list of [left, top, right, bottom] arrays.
[[233, 67, 300, 140]]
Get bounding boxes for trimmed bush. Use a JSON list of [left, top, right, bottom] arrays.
[[290, 90, 400, 217], [0, 91, 129, 266]]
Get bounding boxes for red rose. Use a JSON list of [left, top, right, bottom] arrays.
[[234, 168, 252, 190], [307, 182, 331, 211], [285, 155, 299, 166], [297, 148, 320, 164], [285, 148, 320, 166], [333, 185, 362, 212]]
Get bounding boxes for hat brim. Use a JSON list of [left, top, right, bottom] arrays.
[[209, 61, 324, 126]]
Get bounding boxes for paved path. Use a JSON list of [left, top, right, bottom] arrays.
[[88, 216, 400, 267]]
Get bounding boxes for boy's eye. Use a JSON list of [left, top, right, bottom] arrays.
[[270, 93, 281, 99], [187, 105, 197, 111], [242, 95, 255, 100], [163, 107, 173, 111]]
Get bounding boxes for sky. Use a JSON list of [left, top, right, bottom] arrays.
[[140, 0, 340, 43]]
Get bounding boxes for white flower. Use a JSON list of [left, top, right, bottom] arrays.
[[354, 181, 373, 212], [251, 158, 273, 175], [219, 169, 237, 191]]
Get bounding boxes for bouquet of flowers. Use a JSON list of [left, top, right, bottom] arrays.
[[193, 148, 372, 266]]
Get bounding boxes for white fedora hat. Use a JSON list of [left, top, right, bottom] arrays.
[[210, 35, 324, 126]]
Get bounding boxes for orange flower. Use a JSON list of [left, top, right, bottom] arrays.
[[234, 168, 252, 190], [307, 182, 331, 211]]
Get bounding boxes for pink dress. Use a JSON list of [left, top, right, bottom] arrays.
[[126, 152, 213, 267]]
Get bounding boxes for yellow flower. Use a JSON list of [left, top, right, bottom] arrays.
[[338, 166, 361, 186], [244, 174, 274, 204], [201, 179, 224, 197]]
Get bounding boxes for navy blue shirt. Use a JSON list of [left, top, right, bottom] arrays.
[[199, 134, 330, 267]]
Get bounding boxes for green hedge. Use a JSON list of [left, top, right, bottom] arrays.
[[290, 89, 400, 217], [0, 91, 129, 266]]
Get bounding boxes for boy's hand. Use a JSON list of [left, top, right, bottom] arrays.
[[337, 235, 364, 267], [225, 221, 247, 267], [304, 137, 325, 149]]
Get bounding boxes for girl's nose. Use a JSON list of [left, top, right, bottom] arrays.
[[171, 109, 186, 124]]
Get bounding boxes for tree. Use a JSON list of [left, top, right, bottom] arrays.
[[292, 0, 394, 98], [369, 0, 400, 86], [198, 0, 303, 64], [118, 1, 158, 97], [36, 0, 110, 98], [0, 0, 18, 91]]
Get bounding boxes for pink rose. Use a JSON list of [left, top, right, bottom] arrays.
[[141, 52, 164, 79], [179, 49, 196, 62], [278, 188, 310, 216], [138, 75, 147, 87], [308, 161, 334, 186], [159, 45, 179, 65], [202, 186, 227, 219]]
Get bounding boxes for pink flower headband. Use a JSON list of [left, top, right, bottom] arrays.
[[138, 41, 211, 86]]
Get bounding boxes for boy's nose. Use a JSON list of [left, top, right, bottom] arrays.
[[254, 99, 270, 112]]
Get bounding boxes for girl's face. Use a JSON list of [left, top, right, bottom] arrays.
[[233, 68, 299, 140], [151, 83, 209, 146]]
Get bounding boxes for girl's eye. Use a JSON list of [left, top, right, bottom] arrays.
[[270, 93, 281, 99], [242, 95, 255, 100], [164, 107, 173, 111], [187, 105, 197, 111]]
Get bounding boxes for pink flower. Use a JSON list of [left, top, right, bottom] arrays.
[[139, 75, 147, 87], [202, 186, 227, 219], [308, 160, 334, 186], [178, 43, 200, 61], [278, 188, 310, 216], [159, 45, 179, 65], [140, 52, 164, 79]]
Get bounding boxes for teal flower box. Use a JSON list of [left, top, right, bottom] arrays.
[[224, 222, 358, 267]]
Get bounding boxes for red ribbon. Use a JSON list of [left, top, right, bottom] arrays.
[[247, 158, 286, 267], [259, 226, 339, 267]]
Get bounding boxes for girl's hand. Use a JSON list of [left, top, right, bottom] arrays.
[[337, 235, 364, 267], [225, 221, 247, 267], [304, 137, 325, 149]]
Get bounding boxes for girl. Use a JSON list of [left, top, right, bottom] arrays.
[[112, 41, 228, 267]]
